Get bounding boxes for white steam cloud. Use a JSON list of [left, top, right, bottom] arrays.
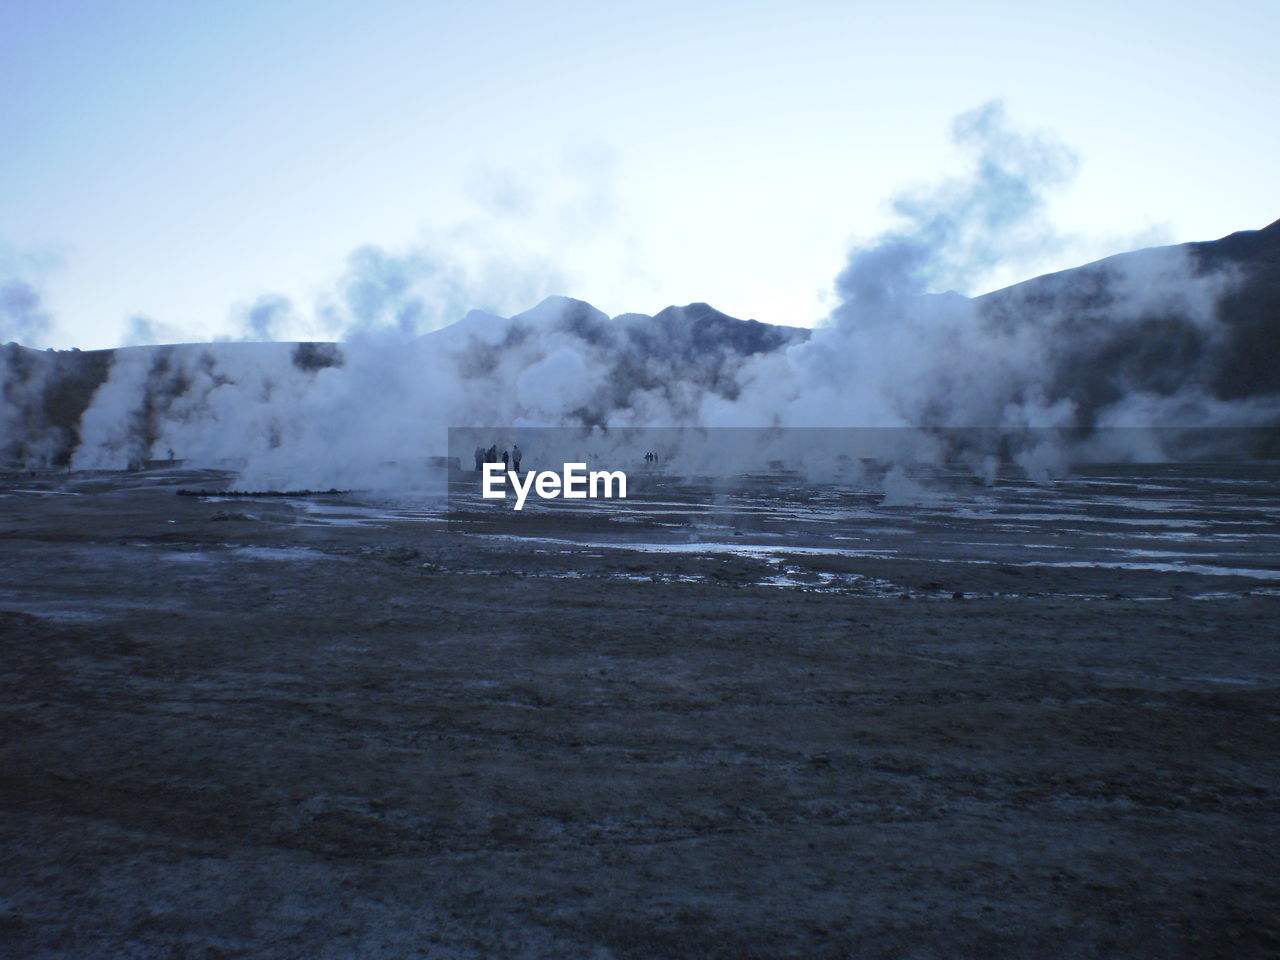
[[4, 103, 1276, 484]]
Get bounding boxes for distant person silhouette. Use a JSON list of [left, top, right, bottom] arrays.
[[512, 445, 522, 473]]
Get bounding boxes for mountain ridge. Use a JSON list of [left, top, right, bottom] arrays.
[[2, 219, 1278, 468]]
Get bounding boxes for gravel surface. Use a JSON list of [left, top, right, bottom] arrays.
[[1, 466, 1277, 959]]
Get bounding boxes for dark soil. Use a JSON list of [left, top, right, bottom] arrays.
[[1, 468, 1277, 959]]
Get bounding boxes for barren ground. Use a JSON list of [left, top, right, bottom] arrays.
[[1, 466, 1278, 959]]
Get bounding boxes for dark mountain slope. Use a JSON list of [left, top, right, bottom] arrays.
[[975, 219, 1280, 423]]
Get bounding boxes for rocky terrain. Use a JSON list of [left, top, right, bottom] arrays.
[[1, 464, 1277, 958]]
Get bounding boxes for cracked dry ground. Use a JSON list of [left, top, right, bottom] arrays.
[[1, 483, 1278, 959]]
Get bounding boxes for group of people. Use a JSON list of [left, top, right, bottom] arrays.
[[471, 444, 657, 472], [474, 444, 522, 473]]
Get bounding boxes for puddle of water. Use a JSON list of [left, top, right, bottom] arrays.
[[232, 546, 327, 562], [1037, 559, 1280, 579], [1176, 675, 1264, 685]]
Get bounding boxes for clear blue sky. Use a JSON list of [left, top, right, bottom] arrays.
[[2, 0, 1277, 348]]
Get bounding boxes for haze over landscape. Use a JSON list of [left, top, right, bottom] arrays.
[[3, 209, 1278, 486], [4, 4, 1280, 959], [4, 3, 1279, 485]]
